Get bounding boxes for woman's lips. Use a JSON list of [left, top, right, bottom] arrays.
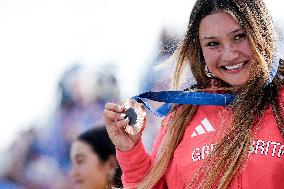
[[221, 60, 249, 73]]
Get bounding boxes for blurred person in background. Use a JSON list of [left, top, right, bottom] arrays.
[[70, 126, 122, 189], [36, 64, 97, 172], [141, 27, 180, 93], [0, 129, 35, 189], [37, 63, 120, 171], [0, 127, 73, 189], [139, 28, 180, 153]]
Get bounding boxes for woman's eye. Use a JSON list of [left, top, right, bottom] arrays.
[[234, 33, 246, 41], [76, 158, 85, 164], [206, 41, 219, 47]]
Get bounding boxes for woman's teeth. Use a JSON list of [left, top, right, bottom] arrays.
[[224, 62, 245, 70]]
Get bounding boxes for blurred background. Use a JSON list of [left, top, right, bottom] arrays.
[[0, 0, 283, 188]]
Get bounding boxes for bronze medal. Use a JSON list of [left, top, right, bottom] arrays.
[[122, 99, 146, 135]]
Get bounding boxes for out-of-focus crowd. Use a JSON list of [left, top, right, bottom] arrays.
[[0, 29, 179, 189]]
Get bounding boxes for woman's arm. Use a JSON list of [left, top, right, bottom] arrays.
[[116, 123, 168, 188]]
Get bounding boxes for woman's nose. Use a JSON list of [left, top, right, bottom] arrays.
[[220, 45, 238, 62], [71, 167, 79, 178]]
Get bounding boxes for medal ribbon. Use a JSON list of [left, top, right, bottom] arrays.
[[132, 91, 235, 117]]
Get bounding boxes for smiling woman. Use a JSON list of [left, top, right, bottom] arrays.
[[103, 0, 284, 188], [199, 12, 253, 86]]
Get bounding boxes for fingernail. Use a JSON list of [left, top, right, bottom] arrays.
[[120, 113, 126, 119], [124, 117, 129, 122]]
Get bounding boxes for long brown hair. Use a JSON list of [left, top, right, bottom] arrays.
[[138, 0, 284, 188]]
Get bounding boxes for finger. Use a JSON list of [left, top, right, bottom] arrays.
[[104, 118, 115, 129], [104, 109, 126, 122], [105, 103, 125, 113], [104, 116, 129, 128], [113, 117, 130, 128], [104, 116, 113, 125]]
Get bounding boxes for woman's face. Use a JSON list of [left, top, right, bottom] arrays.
[[199, 11, 254, 86], [70, 140, 109, 189]]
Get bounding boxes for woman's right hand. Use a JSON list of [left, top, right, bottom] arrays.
[[104, 102, 143, 152]]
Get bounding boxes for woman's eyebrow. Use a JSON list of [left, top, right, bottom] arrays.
[[201, 28, 244, 41], [203, 36, 216, 40], [230, 28, 243, 34]]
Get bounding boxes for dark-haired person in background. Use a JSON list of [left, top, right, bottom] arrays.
[[70, 127, 122, 189]]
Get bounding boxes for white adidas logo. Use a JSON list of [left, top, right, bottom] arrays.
[[191, 118, 215, 138]]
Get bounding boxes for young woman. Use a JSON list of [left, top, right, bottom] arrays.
[[104, 0, 284, 188], [70, 127, 123, 189]]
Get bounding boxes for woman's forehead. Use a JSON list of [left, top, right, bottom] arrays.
[[71, 140, 93, 156], [199, 12, 242, 38]]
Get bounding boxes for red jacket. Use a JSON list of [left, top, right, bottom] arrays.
[[117, 91, 284, 189]]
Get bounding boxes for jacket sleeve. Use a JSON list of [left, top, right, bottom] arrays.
[[116, 121, 168, 188]]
